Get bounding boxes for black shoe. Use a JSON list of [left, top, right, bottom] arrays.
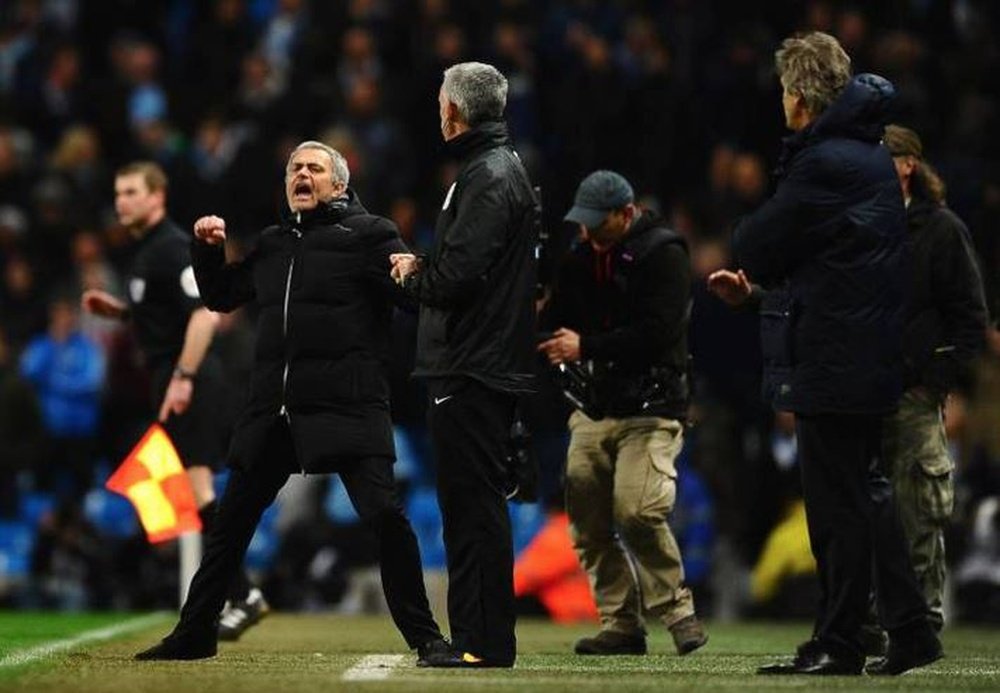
[[758, 644, 863, 676], [134, 635, 217, 661], [865, 639, 943, 676], [860, 626, 889, 658], [452, 652, 512, 668], [416, 638, 464, 668], [218, 588, 270, 641], [668, 615, 708, 655], [574, 630, 647, 655]]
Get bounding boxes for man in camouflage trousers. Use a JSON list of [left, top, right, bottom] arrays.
[[878, 124, 988, 634], [881, 390, 957, 630]]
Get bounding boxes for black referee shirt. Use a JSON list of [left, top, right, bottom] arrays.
[[126, 218, 204, 368]]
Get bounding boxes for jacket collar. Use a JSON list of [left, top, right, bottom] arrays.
[[906, 196, 940, 229], [625, 210, 666, 241], [134, 216, 172, 247], [446, 120, 510, 163], [280, 187, 368, 230]]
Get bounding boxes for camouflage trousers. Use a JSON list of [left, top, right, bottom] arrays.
[[881, 388, 955, 630]]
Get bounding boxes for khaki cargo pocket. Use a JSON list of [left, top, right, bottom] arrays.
[[914, 425, 953, 478], [647, 427, 681, 480], [639, 422, 682, 515]]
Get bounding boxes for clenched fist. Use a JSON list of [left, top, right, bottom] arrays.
[[193, 215, 227, 245]]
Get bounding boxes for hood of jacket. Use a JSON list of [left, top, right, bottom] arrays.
[[779, 73, 896, 171], [624, 210, 684, 248]]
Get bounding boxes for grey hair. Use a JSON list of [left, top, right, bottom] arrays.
[[775, 32, 851, 118], [441, 62, 508, 127], [287, 140, 350, 185]]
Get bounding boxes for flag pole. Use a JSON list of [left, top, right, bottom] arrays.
[[178, 531, 202, 608]]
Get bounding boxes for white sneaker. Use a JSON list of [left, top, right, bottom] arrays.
[[218, 588, 270, 641]]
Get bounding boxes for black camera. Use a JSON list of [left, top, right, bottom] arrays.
[[504, 415, 537, 503], [538, 331, 607, 420], [553, 361, 606, 420]]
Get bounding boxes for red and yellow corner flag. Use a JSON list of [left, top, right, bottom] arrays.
[[106, 423, 202, 543]]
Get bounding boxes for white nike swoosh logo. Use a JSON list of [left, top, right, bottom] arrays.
[[433, 396, 453, 405]]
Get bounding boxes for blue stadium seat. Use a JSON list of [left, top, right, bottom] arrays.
[[0, 520, 35, 579], [83, 489, 140, 539], [392, 426, 418, 483], [18, 492, 56, 526], [405, 485, 446, 570], [213, 469, 231, 499], [509, 501, 545, 556], [324, 476, 360, 525], [246, 503, 280, 572]]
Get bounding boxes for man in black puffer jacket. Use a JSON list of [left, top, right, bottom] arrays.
[[391, 62, 537, 668], [135, 141, 449, 664], [709, 32, 941, 676]]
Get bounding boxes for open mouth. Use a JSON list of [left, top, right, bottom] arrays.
[[293, 181, 312, 198]]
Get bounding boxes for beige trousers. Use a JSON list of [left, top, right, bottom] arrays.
[[565, 411, 695, 633]]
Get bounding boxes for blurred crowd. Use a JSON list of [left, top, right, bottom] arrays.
[[1, 0, 1000, 624]]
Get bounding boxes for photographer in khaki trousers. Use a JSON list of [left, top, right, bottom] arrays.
[[539, 171, 706, 656]]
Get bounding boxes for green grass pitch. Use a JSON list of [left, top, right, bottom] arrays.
[[1, 611, 999, 691]]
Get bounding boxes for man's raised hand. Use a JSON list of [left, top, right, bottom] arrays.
[[193, 215, 227, 245]]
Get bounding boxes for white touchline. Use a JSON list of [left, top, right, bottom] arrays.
[[342, 654, 406, 681], [0, 612, 169, 668]]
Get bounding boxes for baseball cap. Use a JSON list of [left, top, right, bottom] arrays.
[[564, 170, 634, 229]]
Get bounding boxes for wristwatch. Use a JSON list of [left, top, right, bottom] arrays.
[[172, 367, 196, 381]]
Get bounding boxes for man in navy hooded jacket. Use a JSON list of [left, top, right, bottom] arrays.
[[708, 32, 941, 676]]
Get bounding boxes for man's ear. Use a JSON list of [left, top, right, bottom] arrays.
[[795, 95, 813, 123], [446, 100, 461, 125], [624, 203, 638, 224]]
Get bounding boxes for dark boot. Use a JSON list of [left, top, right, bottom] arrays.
[[574, 630, 647, 655], [669, 615, 708, 655]]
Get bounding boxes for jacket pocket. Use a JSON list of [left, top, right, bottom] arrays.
[[762, 365, 794, 407], [759, 290, 795, 367]]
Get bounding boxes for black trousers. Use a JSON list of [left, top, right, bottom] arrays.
[[172, 419, 441, 649], [427, 378, 517, 666], [796, 413, 932, 656]]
